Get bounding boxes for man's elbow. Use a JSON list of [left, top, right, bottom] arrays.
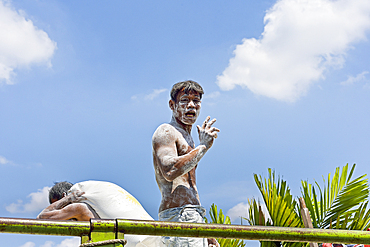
[[36, 214, 45, 219], [164, 175, 174, 182], [37, 211, 54, 220], [164, 172, 176, 182]]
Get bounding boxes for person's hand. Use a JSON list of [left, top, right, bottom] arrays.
[[68, 191, 86, 203], [207, 238, 220, 247], [197, 116, 220, 149]]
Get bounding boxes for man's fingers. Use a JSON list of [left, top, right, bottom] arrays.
[[209, 127, 220, 133], [200, 116, 220, 140], [202, 116, 211, 129], [206, 118, 217, 129], [202, 117, 209, 129]]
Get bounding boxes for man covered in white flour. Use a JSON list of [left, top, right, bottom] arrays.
[[37, 181, 162, 247], [152, 80, 220, 247]]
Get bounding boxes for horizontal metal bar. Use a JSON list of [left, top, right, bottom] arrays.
[[1, 217, 370, 245], [116, 219, 370, 244], [0, 217, 90, 236]]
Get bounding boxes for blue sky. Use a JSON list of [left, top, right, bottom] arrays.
[[1, 0, 370, 246]]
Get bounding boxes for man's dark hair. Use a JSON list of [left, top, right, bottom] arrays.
[[49, 181, 74, 204], [170, 80, 204, 102]]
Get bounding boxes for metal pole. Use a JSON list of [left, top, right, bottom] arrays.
[[116, 219, 370, 244], [1, 217, 370, 245], [0, 217, 90, 237]]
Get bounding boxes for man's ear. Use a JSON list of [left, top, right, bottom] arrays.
[[169, 99, 175, 111]]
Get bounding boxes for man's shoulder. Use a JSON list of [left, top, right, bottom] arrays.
[[155, 123, 174, 130], [153, 123, 177, 136], [64, 202, 90, 212], [152, 123, 179, 144]]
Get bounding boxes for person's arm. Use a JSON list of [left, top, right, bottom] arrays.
[[41, 191, 85, 213], [37, 191, 93, 221], [207, 238, 220, 247], [37, 203, 94, 221], [153, 116, 219, 182]]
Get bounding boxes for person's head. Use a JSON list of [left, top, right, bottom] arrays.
[[169, 80, 204, 127], [170, 80, 204, 103], [49, 181, 73, 204]]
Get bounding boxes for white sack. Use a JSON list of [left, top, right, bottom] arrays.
[[69, 181, 161, 247]]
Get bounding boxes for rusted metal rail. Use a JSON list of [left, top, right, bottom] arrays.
[[0, 217, 89, 236], [1, 217, 370, 245]]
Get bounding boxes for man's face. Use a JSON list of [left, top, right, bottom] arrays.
[[50, 197, 58, 204], [171, 90, 201, 126], [50, 192, 67, 204]]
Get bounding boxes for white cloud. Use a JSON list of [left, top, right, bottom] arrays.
[[227, 202, 250, 222], [40, 241, 54, 247], [204, 91, 220, 99], [132, 88, 167, 101], [227, 201, 270, 224], [217, 0, 370, 102], [0, 0, 57, 84], [19, 242, 35, 247], [6, 186, 50, 213], [19, 238, 80, 247], [0, 155, 17, 166], [144, 89, 167, 100], [0, 155, 42, 167], [0, 155, 10, 165], [56, 238, 80, 247], [340, 71, 369, 85]]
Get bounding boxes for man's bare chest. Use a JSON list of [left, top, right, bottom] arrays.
[[175, 133, 195, 156]]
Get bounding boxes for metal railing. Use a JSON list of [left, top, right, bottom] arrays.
[[1, 217, 370, 245]]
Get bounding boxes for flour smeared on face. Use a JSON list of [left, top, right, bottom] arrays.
[[171, 91, 201, 128]]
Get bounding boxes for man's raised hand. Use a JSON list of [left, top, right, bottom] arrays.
[[197, 116, 220, 149]]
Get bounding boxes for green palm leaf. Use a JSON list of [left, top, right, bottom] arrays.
[[246, 198, 279, 247], [246, 198, 272, 226], [347, 201, 370, 230], [206, 204, 246, 247], [253, 169, 304, 247], [301, 164, 369, 229], [254, 169, 303, 229]]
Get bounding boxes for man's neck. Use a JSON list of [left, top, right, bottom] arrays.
[[170, 116, 192, 134]]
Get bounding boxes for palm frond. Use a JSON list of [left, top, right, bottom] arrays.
[[253, 169, 305, 247], [254, 169, 303, 228], [301, 164, 369, 229], [206, 204, 246, 247], [246, 198, 270, 226]]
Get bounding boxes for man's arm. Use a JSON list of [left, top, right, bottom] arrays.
[[207, 238, 220, 247], [153, 116, 219, 182], [37, 191, 94, 221], [37, 203, 94, 221]]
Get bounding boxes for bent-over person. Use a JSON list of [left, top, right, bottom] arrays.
[[37, 180, 162, 247]]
